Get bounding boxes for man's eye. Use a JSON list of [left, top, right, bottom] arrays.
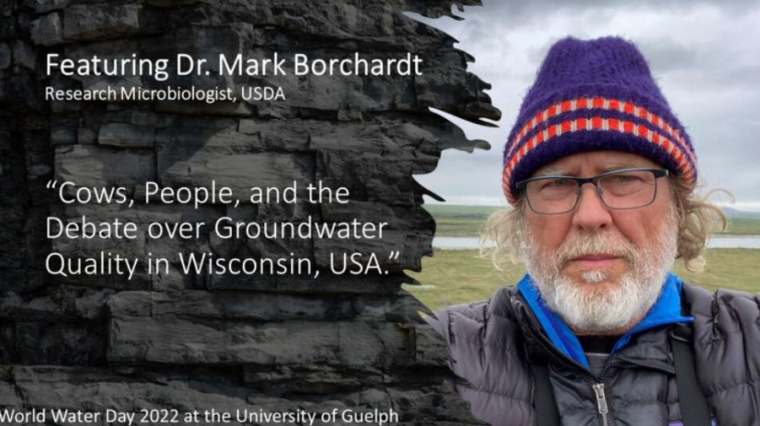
[[613, 174, 641, 183], [544, 179, 570, 189]]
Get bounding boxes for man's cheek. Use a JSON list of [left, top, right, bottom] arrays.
[[529, 217, 567, 249]]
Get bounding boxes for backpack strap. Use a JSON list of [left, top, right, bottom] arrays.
[[529, 362, 561, 426], [670, 324, 712, 426]]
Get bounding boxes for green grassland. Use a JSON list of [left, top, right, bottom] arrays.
[[724, 218, 760, 235], [426, 205, 760, 237], [404, 248, 760, 310]]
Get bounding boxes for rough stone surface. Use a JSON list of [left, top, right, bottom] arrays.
[[50, 126, 76, 145], [0, 43, 10, 70], [12, 41, 36, 69], [35, 0, 70, 13], [63, 4, 141, 42], [1, 0, 499, 423], [55, 145, 156, 190], [30, 13, 63, 46], [98, 123, 155, 147]]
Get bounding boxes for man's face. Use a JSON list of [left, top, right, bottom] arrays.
[[522, 150, 679, 335]]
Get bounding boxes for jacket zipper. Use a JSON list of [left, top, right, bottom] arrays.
[[590, 361, 639, 426], [519, 305, 647, 426], [592, 383, 609, 426]]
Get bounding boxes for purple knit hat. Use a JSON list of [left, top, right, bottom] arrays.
[[502, 36, 697, 205]]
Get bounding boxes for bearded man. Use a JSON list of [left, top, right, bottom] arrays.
[[427, 37, 760, 426]]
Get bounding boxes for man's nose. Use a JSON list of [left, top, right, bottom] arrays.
[[571, 183, 613, 232]]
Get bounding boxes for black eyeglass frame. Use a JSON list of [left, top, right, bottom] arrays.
[[514, 167, 670, 215]]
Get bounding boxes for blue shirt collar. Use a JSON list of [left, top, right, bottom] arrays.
[[517, 272, 693, 370]]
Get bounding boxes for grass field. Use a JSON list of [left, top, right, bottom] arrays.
[[404, 248, 760, 310], [724, 218, 760, 235], [426, 205, 760, 237]]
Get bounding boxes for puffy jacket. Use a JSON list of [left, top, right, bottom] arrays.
[[426, 280, 760, 426]]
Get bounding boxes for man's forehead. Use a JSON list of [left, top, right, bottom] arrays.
[[533, 151, 661, 176]]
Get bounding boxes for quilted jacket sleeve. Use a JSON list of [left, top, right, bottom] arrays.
[[424, 293, 535, 426], [683, 284, 760, 426]]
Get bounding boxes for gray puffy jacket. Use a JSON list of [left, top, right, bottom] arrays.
[[427, 283, 760, 426]]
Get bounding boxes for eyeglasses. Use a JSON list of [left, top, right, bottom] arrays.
[[515, 167, 669, 215]]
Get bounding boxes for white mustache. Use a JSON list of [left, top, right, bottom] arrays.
[[553, 233, 639, 270]]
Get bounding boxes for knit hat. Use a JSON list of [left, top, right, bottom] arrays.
[[502, 36, 697, 205]]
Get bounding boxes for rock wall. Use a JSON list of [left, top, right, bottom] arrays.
[[0, 0, 500, 424]]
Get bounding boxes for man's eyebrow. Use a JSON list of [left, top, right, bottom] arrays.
[[598, 163, 647, 173], [533, 166, 573, 177], [533, 162, 649, 177]]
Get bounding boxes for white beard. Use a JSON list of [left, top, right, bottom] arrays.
[[523, 210, 679, 335]]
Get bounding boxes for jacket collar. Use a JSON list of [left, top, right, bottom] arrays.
[[517, 272, 693, 370]]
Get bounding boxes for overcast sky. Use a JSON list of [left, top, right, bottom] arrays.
[[408, 1, 760, 211]]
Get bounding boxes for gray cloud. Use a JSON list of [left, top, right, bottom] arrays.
[[636, 39, 698, 73], [452, 0, 760, 26]]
